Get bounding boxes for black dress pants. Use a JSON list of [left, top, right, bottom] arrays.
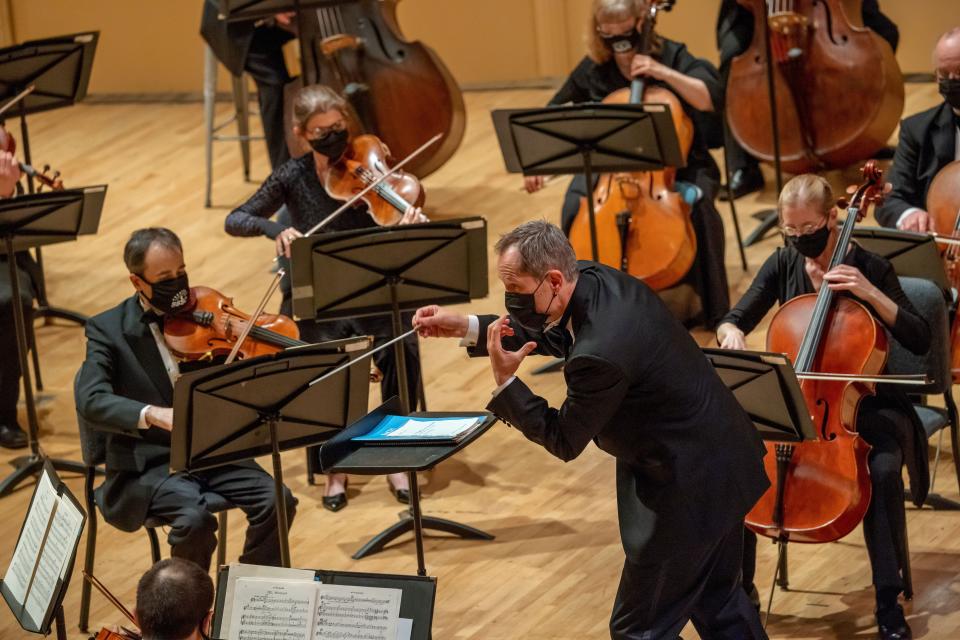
[[0, 258, 34, 427], [244, 26, 293, 170], [611, 522, 767, 639], [146, 464, 297, 571]]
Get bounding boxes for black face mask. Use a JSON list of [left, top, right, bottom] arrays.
[[308, 128, 349, 160], [785, 225, 831, 258], [601, 28, 644, 55], [504, 277, 557, 334], [144, 273, 191, 315], [939, 77, 960, 110]]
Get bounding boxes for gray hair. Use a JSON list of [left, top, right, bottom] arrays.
[[124, 227, 182, 275], [494, 220, 579, 281]]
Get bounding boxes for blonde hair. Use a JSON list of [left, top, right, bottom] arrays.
[[588, 0, 652, 63], [778, 174, 835, 220], [291, 84, 347, 131]]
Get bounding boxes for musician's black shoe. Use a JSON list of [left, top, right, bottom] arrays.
[[322, 492, 347, 512], [877, 604, 912, 640], [390, 485, 410, 505], [875, 145, 897, 160], [719, 166, 765, 201], [0, 423, 28, 449]]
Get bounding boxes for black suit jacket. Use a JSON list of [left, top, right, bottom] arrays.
[[475, 263, 769, 560], [200, 0, 256, 77], [876, 103, 958, 228]]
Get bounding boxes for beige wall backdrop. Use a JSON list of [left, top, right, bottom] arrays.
[[3, 0, 959, 96]]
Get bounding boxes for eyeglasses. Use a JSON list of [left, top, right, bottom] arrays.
[[304, 120, 346, 139], [596, 19, 639, 39], [779, 220, 826, 237]]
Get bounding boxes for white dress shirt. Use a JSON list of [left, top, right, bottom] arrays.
[[137, 300, 180, 429]]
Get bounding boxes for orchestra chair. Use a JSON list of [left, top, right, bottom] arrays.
[[74, 373, 232, 632], [203, 44, 262, 208]]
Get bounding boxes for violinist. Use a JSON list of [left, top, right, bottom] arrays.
[[524, 0, 730, 327], [133, 558, 213, 640], [0, 148, 32, 449], [225, 84, 425, 511], [716, 175, 930, 640], [76, 227, 297, 571], [715, 0, 900, 200], [876, 27, 960, 232]]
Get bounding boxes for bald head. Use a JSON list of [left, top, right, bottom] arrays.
[[934, 27, 960, 78]]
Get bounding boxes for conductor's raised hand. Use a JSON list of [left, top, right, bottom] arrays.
[[487, 315, 536, 386], [413, 305, 468, 338]]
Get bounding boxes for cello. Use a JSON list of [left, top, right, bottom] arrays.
[[567, 0, 698, 291], [925, 160, 960, 381], [747, 162, 888, 547], [726, 0, 904, 173], [294, 1, 465, 178]]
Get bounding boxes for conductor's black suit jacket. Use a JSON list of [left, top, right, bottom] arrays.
[[876, 102, 958, 228], [75, 294, 256, 532], [473, 263, 769, 560]]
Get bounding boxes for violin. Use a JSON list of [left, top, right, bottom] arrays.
[[91, 627, 140, 640], [82, 572, 142, 640], [567, 0, 697, 291], [163, 286, 305, 362], [925, 160, 960, 381], [325, 135, 425, 227], [295, 0, 466, 178], [0, 121, 64, 191], [747, 162, 887, 545], [726, 0, 903, 173]]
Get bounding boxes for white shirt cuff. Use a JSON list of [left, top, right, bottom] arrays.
[[492, 375, 517, 398], [459, 314, 480, 347], [138, 405, 151, 430], [896, 207, 920, 229]]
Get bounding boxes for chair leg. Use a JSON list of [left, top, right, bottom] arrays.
[[721, 119, 748, 271], [417, 375, 427, 411], [147, 527, 162, 564], [216, 511, 228, 570], [233, 76, 252, 181], [78, 468, 97, 632], [27, 315, 43, 391], [203, 46, 218, 208], [945, 390, 960, 497]]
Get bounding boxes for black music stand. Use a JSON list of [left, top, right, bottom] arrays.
[[853, 227, 951, 291], [0, 187, 106, 498], [320, 396, 497, 575], [170, 338, 373, 568], [702, 347, 816, 607], [290, 217, 493, 560], [0, 31, 99, 325], [492, 103, 684, 262]]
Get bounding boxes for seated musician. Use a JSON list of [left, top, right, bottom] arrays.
[[876, 27, 960, 233], [715, 0, 900, 199], [0, 149, 33, 449], [135, 558, 214, 640], [716, 175, 930, 640], [75, 227, 297, 570], [224, 84, 424, 511], [524, 0, 730, 327]]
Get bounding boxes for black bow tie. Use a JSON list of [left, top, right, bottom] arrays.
[[141, 309, 164, 328]]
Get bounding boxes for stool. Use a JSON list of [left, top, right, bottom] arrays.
[[203, 45, 264, 207]]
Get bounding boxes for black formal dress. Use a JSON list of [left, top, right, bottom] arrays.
[[75, 294, 298, 570], [471, 262, 769, 639], [200, 0, 294, 170], [715, 0, 899, 175], [876, 102, 960, 228], [224, 152, 422, 414], [721, 243, 931, 605], [548, 37, 731, 328]]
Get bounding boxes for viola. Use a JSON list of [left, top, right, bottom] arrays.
[[747, 162, 887, 544], [925, 160, 960, 381], [163, 286, 305, 362], [726, 0, 904, 173], [91, 627, 140, 640], [293, 0, 465, 178], [0, 122, 64, 191], [325, 134, 425, 227], [567, 0, 697, 291]]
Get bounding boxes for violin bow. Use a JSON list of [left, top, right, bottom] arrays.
[[0, 85, 35, 119], [227, 132, 443, 361], [82, 571, 139, 629]]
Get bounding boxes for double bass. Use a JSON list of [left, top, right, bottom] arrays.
[[567, 0, 697, 291], [726, 0, 904, 173], [747, 163, 887, 544], [925, 160, 960, 381], [294, 1, 466, 178]]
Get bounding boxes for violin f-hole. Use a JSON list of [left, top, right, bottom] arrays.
[[815, 397, 833, 440]]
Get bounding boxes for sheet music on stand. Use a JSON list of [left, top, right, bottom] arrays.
[[0, 462, 85, 635]]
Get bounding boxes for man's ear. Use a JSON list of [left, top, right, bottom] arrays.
[[201, 609, 213, 636], [548, 269, 564, 291]]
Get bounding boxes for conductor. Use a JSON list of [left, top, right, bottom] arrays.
[[413, 220, 769, 639]]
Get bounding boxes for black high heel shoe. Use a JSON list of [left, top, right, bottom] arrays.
[[388, 478, 410, 504], [322, 478, 348, 512]]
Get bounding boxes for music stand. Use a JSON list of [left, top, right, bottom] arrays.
[[853, 227, 951, 291], [0, 31, 99, 325], [702, 347, 816, 604], [170, 337, 373, 568], [492, 103, 684, 262], [0, 187, 106, 498], [290, 217, 493, 560]]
